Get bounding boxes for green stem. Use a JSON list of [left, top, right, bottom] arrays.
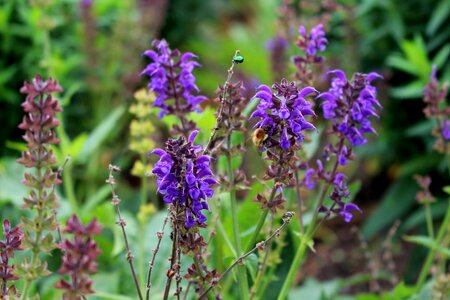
[[425, 203, 435, 238], [277, 140, 344, 300], [416, 199, 450, 291], [63, 163, 79, 213], [276, 200, 319, 300], [226, 136, 250, 300], [244, 186, 277, 252]]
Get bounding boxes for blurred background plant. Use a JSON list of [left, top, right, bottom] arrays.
[[0, 0, 449, 299]]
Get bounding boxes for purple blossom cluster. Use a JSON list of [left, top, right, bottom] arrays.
[[250, 79, 317, 150], [55, 215, 102, 300], [318, 70, 383, 146], [298, 24, 327, 57], [141, 39, 207, 118], [151, 131, 217, 228], [0, 220, 23, 298]]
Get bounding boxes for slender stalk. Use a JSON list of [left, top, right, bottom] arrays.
[[203, 50, 240, 155], [277, 140, 344, 300], [226, 133, 250, 300], [107, 165, 143, 300], [294, 171, 304, 234], [244, 186, 277, 252], [145, 215, 169, 300], [198, 212, 294, 300], [250, 215, 274, 299], [163, 205, 179, 300], [425, 203, 435, 239], [416, 199, 450, 291]]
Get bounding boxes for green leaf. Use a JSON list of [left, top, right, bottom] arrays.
[[362, 178, 417, 238], [387, 55, 418, 76], [0, 158, 28, 206], [426, 0, 450, 36], [390, 81, 425, 99], [443, 186, 450, 195], [77, 105, 126, 163], [405, 120, 434, 137], [401, 200, 448, 233], [63, 133, 88, 161], [404, 235, 450, 257], [431, 44, 450, 69], [400, 36, 430, 80]]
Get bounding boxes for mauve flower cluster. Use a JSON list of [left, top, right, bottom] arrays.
[[55, 215, 102, 300], [141, 39, 207, 118], [318, 70, 383, 146], [250, 79, 316, 150], [151, 131, 217, 228], [0, 220, 23, 298], [17, 75, 63, 281], [423, 66, 450, 152]]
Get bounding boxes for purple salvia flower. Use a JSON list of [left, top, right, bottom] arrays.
[[151, 130, 217, 228], [141, 39, 207, 118], [318, 70, 383, 147], [250, 79, 317, 150]]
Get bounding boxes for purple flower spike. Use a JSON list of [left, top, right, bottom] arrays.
[[151, 135, 217, 228], [317, 71, 383, 146], [141, 39, 207, 118], [250, 79, 317, 150]]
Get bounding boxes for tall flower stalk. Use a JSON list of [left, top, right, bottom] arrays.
[[17, 75, 63, 299], [151, 131, 217, 299], [415, 67, 450, 291], [277, 70, 382, 299], [247, 79, 317, 251]]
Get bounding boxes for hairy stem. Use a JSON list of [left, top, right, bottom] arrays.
[[108, 165, 143, 300], [145, 215, 169, 300], [250, 215, 274, 299], [198, 212, 294, 300]]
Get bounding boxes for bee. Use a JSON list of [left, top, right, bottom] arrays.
[[252, 128, 268, 148]]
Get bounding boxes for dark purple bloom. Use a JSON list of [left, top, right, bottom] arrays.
[[141, 39, 207, 118], [298, 24, 327, 56], [250, 79, 317, 150], [151, 131, 217, 228], [318, 70, 383, 147]]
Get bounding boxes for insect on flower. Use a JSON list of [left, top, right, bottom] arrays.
[[252, 127, 268, 148]]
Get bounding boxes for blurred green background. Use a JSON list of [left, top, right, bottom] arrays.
[[0, 0, 449, 299]]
